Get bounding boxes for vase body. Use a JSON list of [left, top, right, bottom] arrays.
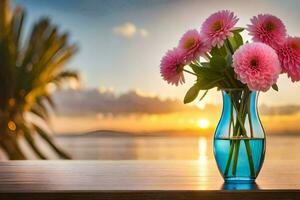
[[214, 90, 266, 183]]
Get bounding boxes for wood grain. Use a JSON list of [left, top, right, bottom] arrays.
[[0, 160, 299, 199]]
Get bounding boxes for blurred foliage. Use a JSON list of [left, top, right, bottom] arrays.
[[0, 0, 78, 159]]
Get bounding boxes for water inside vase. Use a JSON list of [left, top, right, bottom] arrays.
[[214, 137, 265, 183]]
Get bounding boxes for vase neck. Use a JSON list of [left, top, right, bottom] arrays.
[[222, 90, 258, 113]]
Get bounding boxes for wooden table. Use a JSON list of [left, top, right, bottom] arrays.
[[0, 160, 299, 200]]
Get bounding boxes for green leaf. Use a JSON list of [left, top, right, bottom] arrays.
[[189, 63, 201, 74], [232, 27, 244, 33], [210, 55, 227, 71], [228, 36, 237, 51], [199, 90, 208, 101], [228, 32, 244, 52], [194, 62, 225, 88], [197, 67, 223, 81], [210, 46, 227, 57], [197, 76, 224, 90], [272, 84, 279, 91], [226, 54, 233, 66], [234, 32, 243, 48], [200, 62, 210, 68], [184, 84, 200, 104]]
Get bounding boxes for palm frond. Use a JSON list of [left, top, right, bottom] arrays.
[[11, 6, 24, 50], [0, 0, 12, 37], [20, 124, 47, 159], [53, 70, 79, 80], [0, 133, 26, 160], [30, 102, 49, 121], [44, 95, 56, 110], [34, 125, 71, 159], [0, 0, 77, 160], [39, 44, 78, 82], [51, 70, 79, 88]]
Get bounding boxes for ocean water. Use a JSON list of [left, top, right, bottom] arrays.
[[52, 135, 300, 160]]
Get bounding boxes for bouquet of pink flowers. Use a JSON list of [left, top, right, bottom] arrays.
[[160, 10, 300, 182], [160, 10, 299, 103]]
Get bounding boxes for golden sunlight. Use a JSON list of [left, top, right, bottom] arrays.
[[197, 118, 209, 129], [68, 78, 80, 90], [196, 101, 206, 110]]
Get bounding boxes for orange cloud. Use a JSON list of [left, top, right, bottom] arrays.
[[112, 22, 148, 38], [50, 89, 300, 135]]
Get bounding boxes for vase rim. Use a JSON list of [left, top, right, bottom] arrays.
[[220, 88, 256, 92]]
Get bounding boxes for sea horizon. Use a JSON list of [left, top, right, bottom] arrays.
[[33, 132, 300, 161]]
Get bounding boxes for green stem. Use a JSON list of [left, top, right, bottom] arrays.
[[183, 69, 197, 76], [232, 139, 240, 176], [228, 91, 233, 138], [224, 70, 237, 88], [225, 39, 234, 55], [244, 140, 256, 177], [247, 96, 254, 138], [225, 90, 256, 178], [224, 96, 240, 176], [231, 104, 235, 133], [232, 92, 247, 175], [224, 140, 235, 176]]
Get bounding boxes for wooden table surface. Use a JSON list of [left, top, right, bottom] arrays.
[[0, 160, 299, 200]]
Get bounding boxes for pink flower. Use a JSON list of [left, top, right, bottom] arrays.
[[178, 29, 210, 63], [201, 10, 238, 48], [160, 48, 185, 86], [276, 37, 300, 82], [233, 42, 281, 92], [247, 14, 286, 47]]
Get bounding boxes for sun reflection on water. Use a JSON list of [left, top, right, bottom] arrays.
[[197, 137, 209, 188], [198, 137, 208, 164]]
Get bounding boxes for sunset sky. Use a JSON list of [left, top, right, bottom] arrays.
[[12, 0, 300, 134]]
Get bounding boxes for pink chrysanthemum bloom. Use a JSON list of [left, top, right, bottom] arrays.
[[201, 10, 238, 48], [160, 48, 185, 86], [233, 42, 281, 92], [178, 29, 210, 63], [247, 14, 286, 47], [276, 37, 300, 82]]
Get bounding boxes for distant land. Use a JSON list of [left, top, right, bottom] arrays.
[[56, 129, 300, 137], [56, 129, 215, 137]]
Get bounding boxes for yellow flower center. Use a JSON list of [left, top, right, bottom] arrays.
[[212, 20, 223, 31], [176, 64, 184, 73], [184, 38, 195, 49], [264, 21, 275, 31], [250, 59, 258, 69]]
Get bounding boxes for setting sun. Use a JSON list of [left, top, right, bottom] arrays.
[[197, 119, 209, 129]]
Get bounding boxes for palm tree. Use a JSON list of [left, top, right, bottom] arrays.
[[0, 0, 78, 159]]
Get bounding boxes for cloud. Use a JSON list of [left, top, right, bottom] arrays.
[[51, 89, 300, 117], [112, 22, 149, 38], [51, 89, 201, 116], [259, 104, 300, 115], [139, 28, 149, 37]]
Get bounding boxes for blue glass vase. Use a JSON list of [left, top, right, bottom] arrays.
[[214, 89, 266, 183]]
